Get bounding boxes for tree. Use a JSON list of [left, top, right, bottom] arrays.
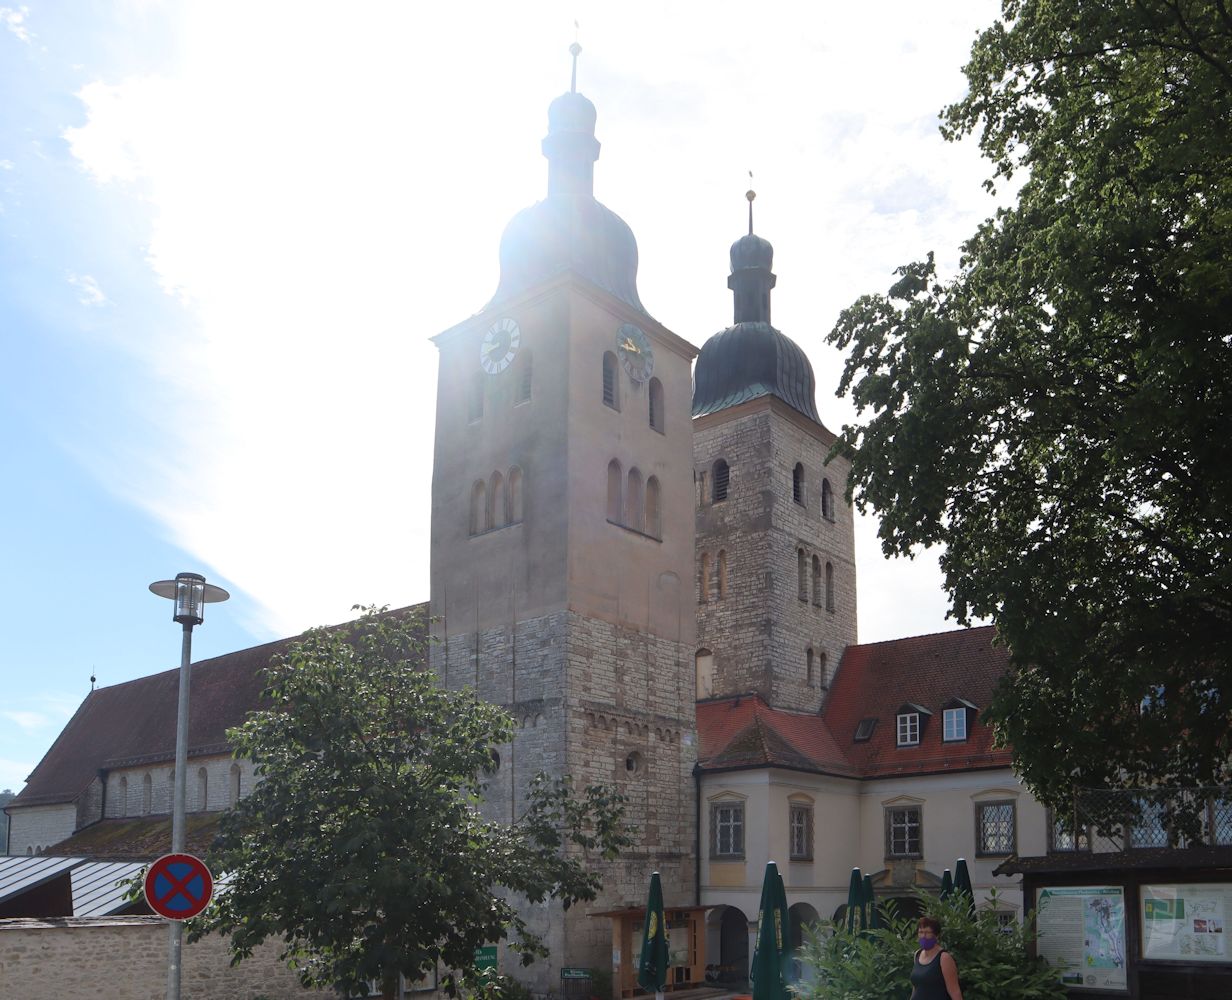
[[828, 0, 1232, 824], [191, 607, 631, 998]]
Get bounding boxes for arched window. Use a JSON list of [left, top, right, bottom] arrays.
[[197, 767, 209, 811], [645, 475, 661, 537], [516, 351, 533, 405], [712, 459, 730, 502], [812, 555, 822, 606], [469, 372, 484, 422], [488, 470, 505, 529], [470, 479, 487, 535], [229, 763, 242, 806], [696, 648, 715, 699], [602, 352, 619, 409], [118, 776, 128, 818], [717, 550, 728, 599], [822, 478, 834, 520], [826, 561, 835, 612], [142, 773, 152, 815], [699, 553, 711, 604], [626, 468, 644, 532], [507, 466, 523, 523], [793, 463, 805, 505], [807, 647, 815, 686], [818, 651, 828, 687], [649, 377, 665, 432], [798, 549, 807, 601], [607, 459, 623, 522]]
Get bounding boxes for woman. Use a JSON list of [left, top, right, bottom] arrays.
[[909, 916, 963, 1000]]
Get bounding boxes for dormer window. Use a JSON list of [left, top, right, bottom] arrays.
[[895, 703, 931, 746], [942, 698, 977, 742]]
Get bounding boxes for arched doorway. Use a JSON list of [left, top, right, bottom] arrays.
[[884, 894, 926, 923], [788, 902, 821, 983], [716, 905, 750, 987]]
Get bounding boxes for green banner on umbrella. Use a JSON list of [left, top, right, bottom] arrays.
[[845, 867, 862, 933], [751, 862, 791, 1000], [954, 858, 975, 915], [637, 872, 669, 995]]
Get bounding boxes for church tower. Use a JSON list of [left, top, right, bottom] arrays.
[[429, 48, 698, 985], [692, 193, 857, 712]]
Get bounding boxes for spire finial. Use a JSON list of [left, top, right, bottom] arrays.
[[570, 25, 581, 93], [746, 171, 756, 235], [90, 668, 96, 691]]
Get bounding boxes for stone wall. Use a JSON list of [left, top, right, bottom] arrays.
[[6, 803, 77, 857], [104, 755, 257, 819], [0, 916, 315, 1000]]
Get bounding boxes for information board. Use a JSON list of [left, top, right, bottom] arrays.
[[1037, 885, 1128, 991], [1141, 884, 1232, 962]]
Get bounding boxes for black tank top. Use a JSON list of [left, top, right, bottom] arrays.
[[909, 949, 951, 1000]]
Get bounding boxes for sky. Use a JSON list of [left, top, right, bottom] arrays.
[[0, 0, 1006, 794]]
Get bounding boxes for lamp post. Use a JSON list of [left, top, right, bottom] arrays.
[[149, 572, 229, 1000]]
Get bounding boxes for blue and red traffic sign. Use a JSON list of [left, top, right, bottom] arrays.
[[144, 853, 214, 920]]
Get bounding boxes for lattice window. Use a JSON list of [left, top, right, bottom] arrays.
[[886, 806, 922, 857], [977, 801, 1016, 855], [790, 804, 813, 860], [711, 802, 745, 858]]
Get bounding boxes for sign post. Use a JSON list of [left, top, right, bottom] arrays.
[[145, 853, 214, 921]]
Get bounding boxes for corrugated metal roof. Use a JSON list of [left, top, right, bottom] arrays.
[[71, 860, 145, 917], [0, 855, 80, 901]]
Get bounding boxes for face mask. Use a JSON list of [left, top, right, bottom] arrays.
[[919, 935, 937, 950]]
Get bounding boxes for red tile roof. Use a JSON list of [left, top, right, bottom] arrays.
[[12, 604, 428, 809], [697, 626, 1012, 780]]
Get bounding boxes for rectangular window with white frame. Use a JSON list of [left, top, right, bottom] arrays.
[[942, 707, 967, 742], [886, 805, 922, 858], [789, 803, 813, 861], [896, 712, 920, 746], [711, 801, 745, 859], [976, 801, 1016, 856]]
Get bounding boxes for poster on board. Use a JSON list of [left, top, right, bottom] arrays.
[[1037, 886, 1128, 991], [1141, 884, 1230, 962]]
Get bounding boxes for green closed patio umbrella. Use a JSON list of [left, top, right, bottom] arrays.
[[637, 872, 669, 1000], [845, 867, 862, 933], [953, 858, 975, 915], [939, 869, 953, 900], [751, 862, 791, 1000], [862, 873, 881, 930]]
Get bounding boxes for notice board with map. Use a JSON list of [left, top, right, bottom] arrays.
[[1141, 884, 1231, 962], [1036, 886, 1129, 991]]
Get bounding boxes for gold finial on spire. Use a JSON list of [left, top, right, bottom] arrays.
[[746, 171, 756, 235], [570, 24, 581, 93]]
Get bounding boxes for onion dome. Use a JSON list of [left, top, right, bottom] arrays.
[[488, 44, 647, 314], [692, 192, 819, 421]]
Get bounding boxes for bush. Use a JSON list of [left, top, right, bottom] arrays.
[[794, 890, 1066, 1000]]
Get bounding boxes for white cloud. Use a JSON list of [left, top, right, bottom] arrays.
[[62, 0, 1004, 641], [2, 711, 47, 733], [67, 272, 107, 306], [0, 159, 14, 170], [0, 5, 30, 44]]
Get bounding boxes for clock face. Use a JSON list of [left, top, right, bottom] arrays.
[[480, 317, 521, 374], [617, 323, 654, 383]]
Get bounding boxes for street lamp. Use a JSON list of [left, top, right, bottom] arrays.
[[149, 572, 229, 1000]]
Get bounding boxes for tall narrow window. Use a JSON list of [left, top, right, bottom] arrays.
[[790, 803, 814, 860], [648, 377, 664, 432], [811, 555, 822, 606], [229, 763, 242, 806], [717, 550, 727, 598], [197, 767, 208, 812], [607, 459, 622, 522], [488, 470, 505, 529], [821, 478, 834, 520], [119, 776, 128, 818], [602, 352, 619, 410], [516, 352, 533, 404], [507, 466, 523, 523], [712, 459, 730, 502], [142, 773, 152, 815], [470, 480, 487, 535], [793, 463, 805, 505], [886, 806, 922, 857], [699, 553, 711, 603], [626, 468, 644, 531], [696, 649, 715, 699], [825, 561, 835, 611], [711, 801, 745, 858], [698, 470, 709, 506], [645, 475, 661, 537], [469, 373, 484, 422], [797, 549, 807, 600], [818, 651, 828, 687], [806, 647, 815, 686]]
